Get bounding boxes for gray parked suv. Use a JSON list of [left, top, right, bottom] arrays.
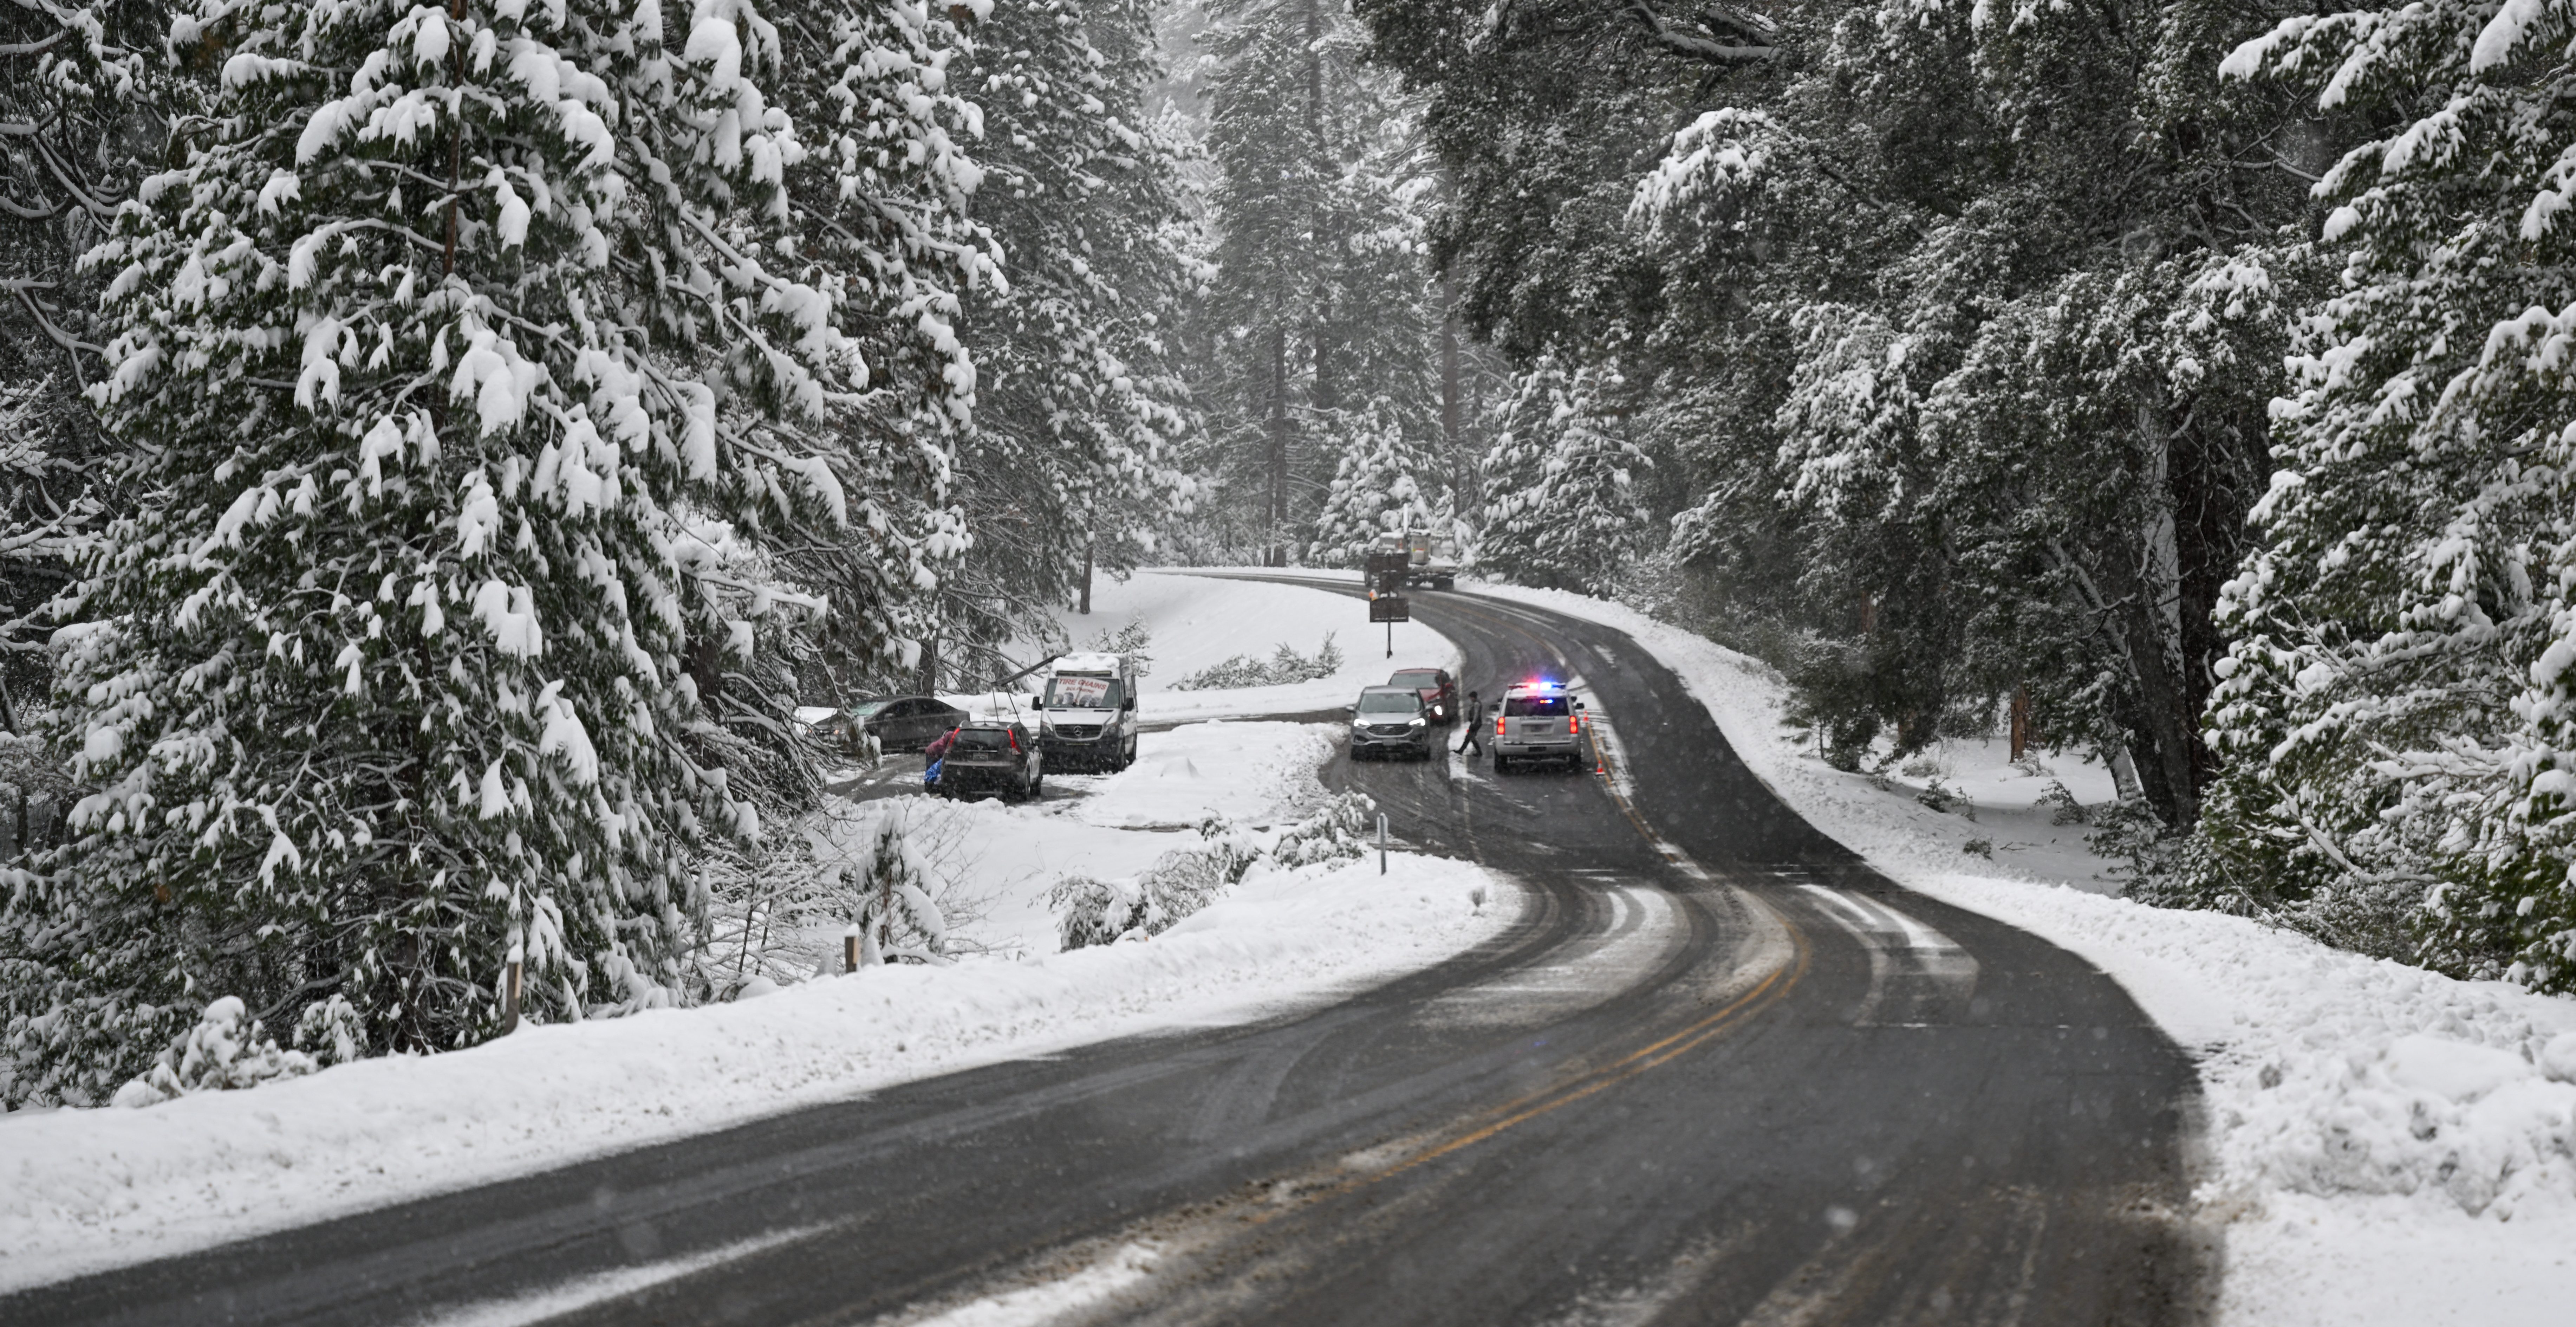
[[1349, 686, 1434, 760]]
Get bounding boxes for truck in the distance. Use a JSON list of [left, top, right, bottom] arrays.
[[1372, 530, 1460, 591]]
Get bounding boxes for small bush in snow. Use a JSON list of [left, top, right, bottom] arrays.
[[1272, 791, 1377, 869], [1050, 818, 1265, 950], [2037, 780, 2090, 826], [1083, 619, 1155, 678], [111, 998, 320, 1108], [1170, 635, 1344, 690], [1915, 780, 1966, 816]]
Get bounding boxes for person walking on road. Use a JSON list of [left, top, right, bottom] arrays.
[[1455, 690, 1485, 759]]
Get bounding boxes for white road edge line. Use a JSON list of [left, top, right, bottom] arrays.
[[412, 1225, 824, 1327], [890, 1241, 1163, 1327]]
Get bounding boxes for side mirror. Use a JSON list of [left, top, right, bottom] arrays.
[[1121, 695, 1136, 711], [1032, 697, 1044, 709], [1575, 701, 1587, 711]]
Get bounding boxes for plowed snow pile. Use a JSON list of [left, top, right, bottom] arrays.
[[1471, 578, 2576, 1326]]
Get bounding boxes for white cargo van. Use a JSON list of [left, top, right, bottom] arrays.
[[1034, 651, 1138, 772]]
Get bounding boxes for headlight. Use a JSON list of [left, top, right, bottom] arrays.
[[1407, 717, 1426, 728], [1040, 718, 1055, 735]]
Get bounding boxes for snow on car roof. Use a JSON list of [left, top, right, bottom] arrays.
[[791, 706, 842, 724], [1053, 651, 1127, 673]]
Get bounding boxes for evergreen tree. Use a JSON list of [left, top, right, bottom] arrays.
[[4, 0, 977, 1103], [766, 0, 991, 701], [1190, 0, 1442, 564], [1477, 352, 1648, 595], [932, 0, 1197, 680], [1361, 0, 2321, 827], [1306, 403, 1443, 565], [0, 0, 169, 704], [2188, 0, 2576, 988]]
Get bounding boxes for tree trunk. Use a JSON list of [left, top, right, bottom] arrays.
[[1442, 268, 1462, 511], [2009, 686, 2031, 763], [1267, 326, 1290, 567], [1079, 542, 1093, 615]]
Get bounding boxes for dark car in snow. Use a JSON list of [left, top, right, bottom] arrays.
[[850, 694, 970, 752], [932, 722, 1045, 801], [1387, 667, 1458, 723]]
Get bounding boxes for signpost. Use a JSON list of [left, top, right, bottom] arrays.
[[1369, 591, 1409, 658], [1364, 550, 1409, 595]]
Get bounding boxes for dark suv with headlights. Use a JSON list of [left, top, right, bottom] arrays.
[[1349, 686, 1434, 760]]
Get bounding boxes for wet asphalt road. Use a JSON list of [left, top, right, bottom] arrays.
[[0, 580, 2210, 1327]]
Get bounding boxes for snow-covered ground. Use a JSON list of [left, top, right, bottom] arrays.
[[0, 580, 1504, 1294], [1465, 578, 2576, 1325], [1040, 569, 1459, 721]]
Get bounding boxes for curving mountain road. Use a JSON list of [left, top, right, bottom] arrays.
[[0, 580, 2210, 1327]]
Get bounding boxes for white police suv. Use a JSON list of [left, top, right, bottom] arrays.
[[1491, 679, 1589, 773]]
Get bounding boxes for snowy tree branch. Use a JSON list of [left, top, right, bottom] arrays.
[[1614, 0, 1779, 66]]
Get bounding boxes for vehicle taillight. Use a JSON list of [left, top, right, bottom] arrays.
[[1568, 713, 1580, 733], [1496, 714, 1506, 736], [1009, 731, 1021, 752]]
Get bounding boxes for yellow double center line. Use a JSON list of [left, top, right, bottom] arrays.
[[1343, 927, 1810, 1197], [1201, 575, 1818, 1203]]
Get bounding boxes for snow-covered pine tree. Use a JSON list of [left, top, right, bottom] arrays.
[[1477, 352, 1648, 595], [5, 0, 930, 1102], [1190, 0, 1441, 564], [2189, 0, 2576, 988], [1307, 404, 1442, 565], [0, 0, 168, 694], [935, 0, 1196, 677], [765, 0, 990, 701]]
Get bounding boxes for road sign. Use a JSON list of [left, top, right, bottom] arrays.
[[1370, 594, 1411, 623], [1365, 551, 1409, 593]]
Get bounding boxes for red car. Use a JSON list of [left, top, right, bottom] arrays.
[[1387, 667, 1458, 724]]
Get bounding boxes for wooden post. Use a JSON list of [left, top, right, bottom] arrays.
[[501, 958, 523, 1035], [843, 927, 860, 974]]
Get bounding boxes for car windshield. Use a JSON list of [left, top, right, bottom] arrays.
[[1357, 691, 1419, 714], [1389, 671, 1443, 688], [1045, 675, 1121, 709], [1504, 694, 1570, 717], [953, 728, 1011, 751]]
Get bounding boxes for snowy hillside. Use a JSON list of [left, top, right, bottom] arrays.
[[1040, 570, 1460, 720]]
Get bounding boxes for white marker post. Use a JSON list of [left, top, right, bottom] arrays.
[[1378, 813, 1388, 875]]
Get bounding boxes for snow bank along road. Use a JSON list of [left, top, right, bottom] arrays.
[[0, 583, 2205, 1327]]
